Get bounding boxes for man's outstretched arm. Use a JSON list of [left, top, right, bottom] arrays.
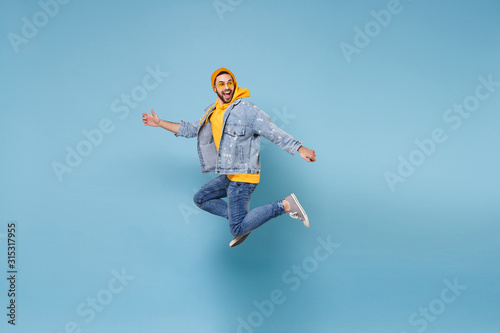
[[252, 108, 317, 162], [142, 109, 180, 134]]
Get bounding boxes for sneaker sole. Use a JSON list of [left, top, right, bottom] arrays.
[[290, 193, 310, 228], [229, 232, 251, 247]]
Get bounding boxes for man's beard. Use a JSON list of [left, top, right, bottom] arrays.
[[217, 89, 234, 104]]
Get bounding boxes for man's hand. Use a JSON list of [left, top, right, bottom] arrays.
[[298, 146, 316, 162], [143, 109, 160, 127]]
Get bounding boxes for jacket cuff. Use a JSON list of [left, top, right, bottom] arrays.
[[175, 120, 187, 137], [290, 141, 303, 155]]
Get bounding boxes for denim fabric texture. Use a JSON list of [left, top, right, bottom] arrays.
[[175, 98, 302, 174], [193, 175, 286, 236]]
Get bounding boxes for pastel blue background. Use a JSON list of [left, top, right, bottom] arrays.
[[1, 0, 499, 332]]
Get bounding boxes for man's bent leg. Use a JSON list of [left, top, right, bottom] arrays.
[[193, 175, 229, 218], [227, 181, 285, 237]]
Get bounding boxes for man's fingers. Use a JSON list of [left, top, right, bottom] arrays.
[[300, 148, 316, 162]]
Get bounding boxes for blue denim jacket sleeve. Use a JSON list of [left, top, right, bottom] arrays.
[[175, 120, 199, 138], [252, 107, 302, 155]]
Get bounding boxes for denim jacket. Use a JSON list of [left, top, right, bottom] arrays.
[[175, 99, 302, 174]]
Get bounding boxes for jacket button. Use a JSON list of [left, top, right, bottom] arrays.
[[218, 153, 221, 157], [233, 131, 236, 135]]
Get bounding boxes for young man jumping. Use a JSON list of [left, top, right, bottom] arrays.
[[142, 68, 316, 247]]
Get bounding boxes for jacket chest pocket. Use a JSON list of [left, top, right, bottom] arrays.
[[224, 124, 246, 137]]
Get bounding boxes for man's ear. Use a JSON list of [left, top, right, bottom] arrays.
[[213, 86, 217, 93]]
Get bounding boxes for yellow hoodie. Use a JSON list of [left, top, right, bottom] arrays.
[[207, 85, 259, 184]]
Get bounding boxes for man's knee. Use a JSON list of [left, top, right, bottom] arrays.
[[193, 190, 203, 208]]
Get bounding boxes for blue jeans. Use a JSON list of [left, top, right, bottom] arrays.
[[193, 175, 286, 236]]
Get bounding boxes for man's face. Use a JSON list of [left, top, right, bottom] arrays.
[[213, 73, 235, 104]]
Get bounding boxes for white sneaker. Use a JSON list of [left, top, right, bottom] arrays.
[[284, 193, 310, 227], [229, 233, 251, 247]]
